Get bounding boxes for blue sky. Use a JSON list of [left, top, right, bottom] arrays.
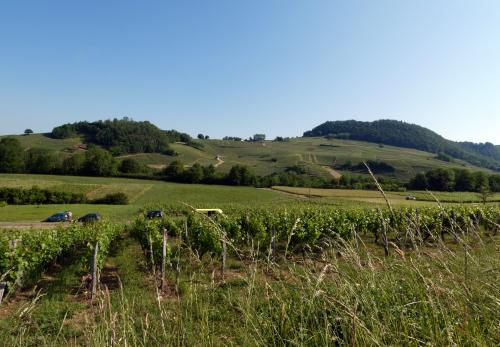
[[0, 1, 499, 143]]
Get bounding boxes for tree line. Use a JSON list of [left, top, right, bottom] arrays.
[[409, 168, 500, 192], [0, 186, 128, 205]]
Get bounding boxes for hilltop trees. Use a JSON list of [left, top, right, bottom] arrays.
[[50, 118, 192, 155], [24, 129, 33, 135], [303, 119, 500, 171]]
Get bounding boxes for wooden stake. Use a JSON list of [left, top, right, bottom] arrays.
[[0, 282, 6, 305], [91, 242, 99, 300], [148, 235, 156, 275], [220, 235, 226, 280], [161, 228, 167, 291], [272, 226, 276, 263], [376, 208, 389, 257]]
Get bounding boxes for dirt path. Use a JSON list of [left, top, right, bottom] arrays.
[[261, 187, 310, 199], [0, 221, 71, 230], [214, 157, 224, 168], [322, 165, 342, 178]]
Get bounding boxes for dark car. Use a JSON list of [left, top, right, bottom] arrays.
[[146, 210, 164, 219], [44, 212, 69, 222], [78, 213, 101, 223]]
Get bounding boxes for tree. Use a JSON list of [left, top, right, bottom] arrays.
[[0, 138, 25, 173], [226, 165, 256, 186], [185, 163, 204, 183], [61, 153, 85, 175], [471, 171, 489, 192], [197, 134, 204, 140], [202, 164, 216, 182], [24, 148, 58, 174], [425, 168, 455, 191], [24, 129, 34, 136], [478, 184, 493, 205], [82, 147, 118, 176], [119, 158, 144, 174], [409, 172, 427, 190], [454, 169, 473, 191], [204, 135, 209, 139], [164, 159, 185, 180]]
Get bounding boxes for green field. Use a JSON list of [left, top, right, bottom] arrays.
[[2, 133, 492, 180], [1, 174, 498, 224], [272, 186, 500, 205], [0, 174, 298, 222]]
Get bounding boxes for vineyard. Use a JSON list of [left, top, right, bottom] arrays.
[[132, 204, 499, 260], [0, 203, 499, 346]]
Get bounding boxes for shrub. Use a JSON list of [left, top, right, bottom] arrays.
[[92, 192, 129, 205]]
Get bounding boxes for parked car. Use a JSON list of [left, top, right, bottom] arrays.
[[78, 213, 101, 223], [406, 195, 417, 200], [146, 210, 164, 219], [44, 212, 70, 222], [195, 208, 224, 217]]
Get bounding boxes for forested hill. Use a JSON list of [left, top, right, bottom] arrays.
[[51, 118, 193, 155], [303, 120, 500, 171]]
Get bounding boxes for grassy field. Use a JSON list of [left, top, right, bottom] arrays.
[[2, 133, 492, 180], [0, 174, 299, 222], [272, 186, 500, 205], [1, 174, 498, 224]]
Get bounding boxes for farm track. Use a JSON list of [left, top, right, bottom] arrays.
[[0, 221, 72, 229], [322, 165, 342, 178]]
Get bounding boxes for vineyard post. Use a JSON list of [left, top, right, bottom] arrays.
[[221, 233, 226, 280], [148, 235, 156, 275], [272, 226, 276, 263], [376, 208, 389, 257], [161, 228, 168, 291], [91, 241, 99, 300], [184, 219, 189, 244], [0, 282, 5, 305]]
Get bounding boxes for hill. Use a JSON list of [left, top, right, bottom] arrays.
[[50, 118, 196, 155], [3, 132, 492, 181], [303, 120, 500, 171]]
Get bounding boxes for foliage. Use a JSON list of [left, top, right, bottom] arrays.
[[409, 168, 500, 192], [119, 158, 146, 174], [304, 119, 500, 170], [91, 192, 129, 205], [24, 148, 58, 174], [0, 186, 87, 204], [0, 222, 122, 293], [0, 137, 25, 173], [82, 146, 119, 176], [51, 118, 193, 155]]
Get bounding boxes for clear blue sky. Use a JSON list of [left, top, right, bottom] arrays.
[[1, 1, 499, 143]]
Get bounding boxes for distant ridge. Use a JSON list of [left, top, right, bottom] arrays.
[[304, 119, 500, 171]]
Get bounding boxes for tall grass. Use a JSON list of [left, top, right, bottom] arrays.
[[80, 234, 499, 346]]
